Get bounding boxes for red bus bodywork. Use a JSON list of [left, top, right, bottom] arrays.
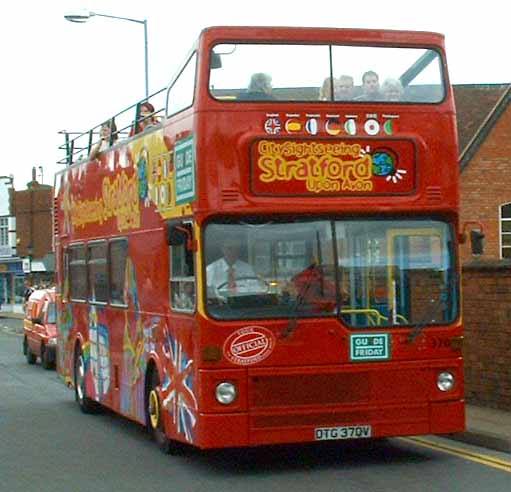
[[55, 26, 464, 450]]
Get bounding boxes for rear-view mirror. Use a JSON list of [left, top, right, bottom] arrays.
[[210, 52, 222, 69]]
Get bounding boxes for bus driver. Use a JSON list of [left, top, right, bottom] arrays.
[[206, 237, 260, 298]]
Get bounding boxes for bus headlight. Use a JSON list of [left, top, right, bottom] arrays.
[[215, 382, 237, 405], [437, 371, 455, 391]]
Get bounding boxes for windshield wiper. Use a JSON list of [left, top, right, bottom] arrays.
[[280, 287, 309, 339], [280, 263, 332, 339]]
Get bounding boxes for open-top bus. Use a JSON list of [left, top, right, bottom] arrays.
[[55, 26, 465, 452]]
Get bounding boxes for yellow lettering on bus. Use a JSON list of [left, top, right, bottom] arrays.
[[69, 171, 141, 232], [256, 140, 373, 193]]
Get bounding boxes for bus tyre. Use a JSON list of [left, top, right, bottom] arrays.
[[74, 347, 100, 414], [22, 336, 28, 355], [26, 340, 36, 365], [41, 344, 53, 370], [147, 371, 178, 454]]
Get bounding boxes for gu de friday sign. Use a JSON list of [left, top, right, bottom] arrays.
[[174, 136, 196, 205], [350, 333, 391, 361]]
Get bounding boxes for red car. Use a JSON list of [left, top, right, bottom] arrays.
[[23, 288, 57, 369]]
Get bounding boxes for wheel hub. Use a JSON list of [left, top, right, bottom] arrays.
[[148, 389, 160, 429]]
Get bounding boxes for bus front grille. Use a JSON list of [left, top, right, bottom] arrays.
[[250, 372, 371, 408]]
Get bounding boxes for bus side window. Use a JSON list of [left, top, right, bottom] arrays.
[[63, 248, 70, 301], [170, 226, 195, 312], [87, 241, 108, 304], [166, 52, 197, 118], [109, 239, 128, 306], [69, 244, 87, 301]]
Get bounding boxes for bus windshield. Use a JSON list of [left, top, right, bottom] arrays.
[[204, 218, 458, 326], [209, 43, 445, 103]]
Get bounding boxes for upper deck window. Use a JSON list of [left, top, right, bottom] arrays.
[[166, 52, 197, 117], [209, 43, 445, 104]]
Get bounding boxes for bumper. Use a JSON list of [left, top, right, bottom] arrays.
[[194, 359, 465, 449], [196, 400, 465, 448]]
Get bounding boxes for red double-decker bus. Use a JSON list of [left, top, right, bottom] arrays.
[[55, 26, 465, 452]]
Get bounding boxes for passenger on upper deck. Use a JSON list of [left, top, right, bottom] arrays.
[[335, 75, 355, 101], [355, 70, 383, 101], [89, 119, 118, 160], [319, 77, 335, 101], [239, 73, 274, 101], [381, 77, 404, 101], [131, 102, 159, 136]]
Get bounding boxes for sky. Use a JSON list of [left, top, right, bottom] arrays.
[[0, 0, 508, 190]]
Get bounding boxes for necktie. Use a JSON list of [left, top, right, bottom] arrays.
[[228, 266, 237, 293]]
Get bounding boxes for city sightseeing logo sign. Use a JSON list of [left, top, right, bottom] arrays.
[[254, 139, 373, 194]]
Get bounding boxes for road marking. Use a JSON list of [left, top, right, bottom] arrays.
[[401, 436, 511, 473], [0, 325, 23, 337]]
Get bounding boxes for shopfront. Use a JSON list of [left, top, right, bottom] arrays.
[[0, 258, 25, 312]]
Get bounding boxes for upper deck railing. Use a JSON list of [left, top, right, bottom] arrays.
[[59, 27, 450, 167], [58, 87, 167, 166]]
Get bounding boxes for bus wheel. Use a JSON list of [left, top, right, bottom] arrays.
[[147, 371, 177, 454], [22, 336, 28, 355], [26, 340, 36, 365], [41, 344, 53, 370], [74, 346, 100, 414]]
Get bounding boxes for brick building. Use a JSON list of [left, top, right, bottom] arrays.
[[455, 84, 511, 262], [1, 171, 54, 309], [454, 83, 511, 411], [10, 176, 54, 287], [13, 181, 53, 260]]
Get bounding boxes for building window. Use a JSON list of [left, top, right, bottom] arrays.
[[500, 203, 511, 259], [0, 218, 8, 247]]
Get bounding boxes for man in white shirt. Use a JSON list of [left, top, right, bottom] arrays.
[[206, 239, 261, 298]]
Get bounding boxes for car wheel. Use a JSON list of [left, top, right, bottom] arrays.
[[26, 340, 36, 365], [74, 346, 100, 414], [147, 370, 179, 454], [41, 344, 53, 370]]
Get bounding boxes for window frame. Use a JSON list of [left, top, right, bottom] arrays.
[[87, 240, 108, 305], [68, 243, 87, 302], [500, 202, 511, 259], [0, 217, 8, 246], [208, 41, 447, 105], [108, 237, 129, 308], [165, 50, 198, 118], [169, 222, 196, 313], [203, 216, 458, 325]]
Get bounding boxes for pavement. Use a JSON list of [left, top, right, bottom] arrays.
[[1, 310, 509, 454], [448, 404, 511, 454]]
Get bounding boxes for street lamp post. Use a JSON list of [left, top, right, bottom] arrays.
[[64, 10, 149, 98]]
